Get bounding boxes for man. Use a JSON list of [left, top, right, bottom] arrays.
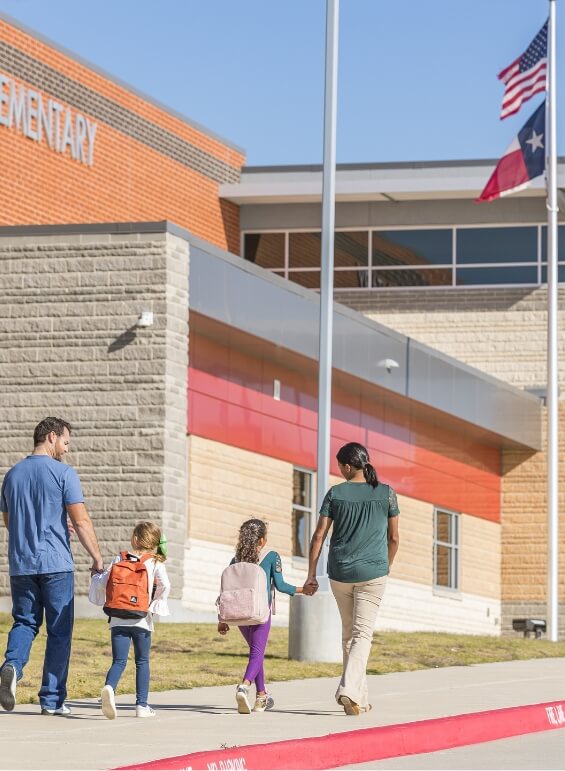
[[0, 417, 103, 715]]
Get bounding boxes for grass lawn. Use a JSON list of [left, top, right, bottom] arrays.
[[1, 612, 563, 705]]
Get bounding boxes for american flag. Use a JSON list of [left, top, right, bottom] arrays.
[[498, 20, 548, 120]]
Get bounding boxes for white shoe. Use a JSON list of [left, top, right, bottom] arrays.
[[136, 704, 156, 718], [253, 693, 275, 712], [0, 664, 17, 712], [41, 703, 71, 716], [101, 685, 117, 720], [236, 684, 251, 714]]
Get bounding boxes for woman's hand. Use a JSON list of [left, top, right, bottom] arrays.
[[303, 576, 319, 596], [217, 622, 230, 635]]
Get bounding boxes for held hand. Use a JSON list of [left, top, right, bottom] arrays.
[[303, 576, 319, 596], [217, 622, 230, 635], [90, 557, 104, 576]]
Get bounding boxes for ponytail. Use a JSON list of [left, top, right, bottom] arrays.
[[363, 462, 379, 488], [336, 442, 379, 488]]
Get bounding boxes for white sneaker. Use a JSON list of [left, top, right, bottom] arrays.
[[101, 685, 117, 720], [136, 704, 156, 718], [236, 684, 251, 714], [0, 664, 17, 712], [41, 703, 71, 716], [253, 693, 275, 712]]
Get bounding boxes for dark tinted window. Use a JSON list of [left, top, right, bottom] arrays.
[[372, 268, 452, 287], [540, 226, 565, 262], [244, 233, 285, 269], [456, 266, 538, 285], [335, 231, 369, 267], [289, 232, 321, 268], [372, 230, 452, 267], [457, 227, 537, 264]]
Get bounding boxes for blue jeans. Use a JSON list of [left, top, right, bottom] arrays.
[[3, 571, 74, 710], [105, 627, 152, 707]]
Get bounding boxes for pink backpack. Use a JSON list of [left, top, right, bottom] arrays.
[[216, 549, 272, 626]]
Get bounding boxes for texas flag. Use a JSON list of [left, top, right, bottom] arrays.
[[477, 101, 545, 203]]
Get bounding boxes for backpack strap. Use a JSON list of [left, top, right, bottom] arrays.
[[119, 550, 129, 561], [138, 553, 154, 564]]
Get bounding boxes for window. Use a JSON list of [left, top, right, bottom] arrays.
[[242, 224, 560, 291], [243, 233, 285, 270], [434, 509, 459, 590], [292, 468, 313, 559]]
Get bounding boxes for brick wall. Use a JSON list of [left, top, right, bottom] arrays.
[[336, 285, 565, 637], [0, 229, 188, 599], [0, 18, 244, 253]]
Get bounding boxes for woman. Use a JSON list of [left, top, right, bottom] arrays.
[[305, 442, 400, 716]]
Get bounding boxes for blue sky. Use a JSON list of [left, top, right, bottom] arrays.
[[0, 0, 559, 165]]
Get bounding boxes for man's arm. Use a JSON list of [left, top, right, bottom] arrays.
[[66, 502, 103, 575], [387, 515, 400, 569], [2, 511, 8, 530], [303, 516, 333, 595]]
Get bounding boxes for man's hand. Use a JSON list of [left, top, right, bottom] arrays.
[[303, 576, 319, 596], [217, 622, 230, 635], [90, 557, 104, 576]]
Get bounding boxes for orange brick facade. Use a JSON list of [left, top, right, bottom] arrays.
[[0, 18, 244, 252]]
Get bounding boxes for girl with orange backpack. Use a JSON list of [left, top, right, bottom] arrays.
[[88, 521, 170, 719], [217, 519, 304, 714]]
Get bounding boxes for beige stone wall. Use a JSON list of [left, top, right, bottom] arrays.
[[460, 513, 501, 599], [187, 436, 294, 557], [0, 229, 188, 598], [390, 496, 434, 587]]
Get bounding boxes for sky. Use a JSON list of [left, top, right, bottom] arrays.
[[0, 0, 560, 166]]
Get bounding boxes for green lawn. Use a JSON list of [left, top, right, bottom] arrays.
[[1, 613, 563, 705]]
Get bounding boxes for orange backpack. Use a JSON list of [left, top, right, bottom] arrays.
[[103, 552, 153, 619]]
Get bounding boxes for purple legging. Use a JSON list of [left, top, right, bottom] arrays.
[[239, 614, 271, 693]]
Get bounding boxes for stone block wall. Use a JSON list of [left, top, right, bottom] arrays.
[[0, 227, 188, 602]]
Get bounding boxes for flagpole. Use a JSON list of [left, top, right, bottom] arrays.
[[316, 0, 339, 585], [546, 0, 559, 642]]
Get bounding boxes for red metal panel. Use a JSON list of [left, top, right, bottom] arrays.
[[188, 367, 501, 522]]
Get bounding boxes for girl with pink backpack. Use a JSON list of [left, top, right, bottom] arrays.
[[217, 518, 303, 714]]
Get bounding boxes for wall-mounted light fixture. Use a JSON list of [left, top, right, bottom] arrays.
[[378, 358, 399, 374], [136, 311, 154, 328]]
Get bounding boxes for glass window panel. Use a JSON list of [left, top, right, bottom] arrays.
[[293, 470, 311, 508], [457, 227, 537, 264], [287, 270, 320, 290], [372, 268, 452, 288], [244, 233, 285, 269], [372, 230, 452, 267], [540, 225, 565, 262], [436, 511, 451, 543], [334, 269, 369, 289], [456, 266, 538, 285], [335, 231, 369, 268], [435, 544, 450, 588], [292, 510, 308, 558], [541, 265, 565, 283], [289, 232, 321, 269]]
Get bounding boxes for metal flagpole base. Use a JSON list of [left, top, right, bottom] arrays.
[[288, 590, 343, 663]]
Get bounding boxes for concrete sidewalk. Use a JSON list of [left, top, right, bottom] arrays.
[[0, 658, 563, 770]]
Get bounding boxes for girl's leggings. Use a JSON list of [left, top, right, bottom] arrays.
[[105, 626, 151, 706], [239, 613, 271, 693]]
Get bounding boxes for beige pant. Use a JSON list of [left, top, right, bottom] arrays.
[[330, 575, 387, 708]]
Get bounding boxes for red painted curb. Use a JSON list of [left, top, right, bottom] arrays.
[[115, 700, 565, 771]]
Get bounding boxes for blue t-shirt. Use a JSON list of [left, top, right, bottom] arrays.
[[1, 455, 85, 576]]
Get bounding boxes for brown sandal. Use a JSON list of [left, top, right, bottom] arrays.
[[339, 696, 372, 715]]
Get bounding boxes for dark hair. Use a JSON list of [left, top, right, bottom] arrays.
[[33, 417, 72, 446], [336, 442, 379, 488], [235, 518, 267, 563]]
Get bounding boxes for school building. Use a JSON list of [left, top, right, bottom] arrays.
[[0, 13, 563, 638]]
